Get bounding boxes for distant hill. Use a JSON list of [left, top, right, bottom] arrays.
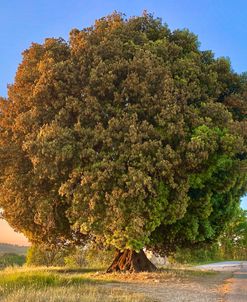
[[0, 243, 28, 255]]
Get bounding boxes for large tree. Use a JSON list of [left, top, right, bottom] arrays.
[[0, 13, 246, 272]]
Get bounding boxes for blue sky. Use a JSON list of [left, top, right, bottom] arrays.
[[1, 0, 247, 98], [0, 0, 246, 209]]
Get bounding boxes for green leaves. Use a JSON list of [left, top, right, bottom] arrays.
[[0, 12, 246, 254]]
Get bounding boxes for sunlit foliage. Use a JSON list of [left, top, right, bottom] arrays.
[[0, 13, 246, 258]]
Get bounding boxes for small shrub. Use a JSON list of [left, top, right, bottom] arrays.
[[65, 245, 115, 269], [26, 245, 70, 267], [0, 253, 26, 268]]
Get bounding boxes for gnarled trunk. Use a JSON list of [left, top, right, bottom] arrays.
[[106, 249, 157, 273]]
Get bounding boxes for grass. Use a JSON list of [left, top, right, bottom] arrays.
[[0, 264, 223, 302], [160, 265, 218, 276], [0, 266, 153, 302], [190, 259, 236, 266], [1, 285, 152, 302]]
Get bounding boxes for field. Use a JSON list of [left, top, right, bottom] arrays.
[[0, 244, 28, 269], [0, 266, 231, 302], [0, 244, 28, 256], [0, 267, 152, 302]]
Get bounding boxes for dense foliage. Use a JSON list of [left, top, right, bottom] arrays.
[[0, 253, 26, 268], [26, 245, 69, 266], [0, 13, 246, 257], [175, 209, 247, 263], [218, 208, 247, 260]]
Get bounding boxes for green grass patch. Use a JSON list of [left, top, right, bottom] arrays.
[[1, 284, 152, 302], [160, 267, 217, 277], [0, 265, 221, 302], [0, 267, 108, 297], [0, 267, 152, 302], [190, 259, 236, 266]]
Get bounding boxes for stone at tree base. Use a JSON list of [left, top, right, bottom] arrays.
[[145, 250, 168, 267]]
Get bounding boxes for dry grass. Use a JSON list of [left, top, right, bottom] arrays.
[[0, 266, 153, 302], [1, 285, 152, 302], [0, 265, 230, 302], [85, 267, 217, 284]]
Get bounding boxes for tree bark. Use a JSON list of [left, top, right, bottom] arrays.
[[106, 249, 157, 273]]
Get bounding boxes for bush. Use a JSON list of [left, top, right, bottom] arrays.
[[26, 243, 114, 269], [83, 246, 115, 269], [26, 245, 70, 267], [64, 245, 115, 269], [64, 247, 86, 268], [0, 253, 26, 268]]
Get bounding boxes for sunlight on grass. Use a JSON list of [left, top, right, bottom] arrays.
[[1, 285, 152, 302], [0, 269, 96, 295], [0, 266, 153, 302], [0, 265, 220, 302]]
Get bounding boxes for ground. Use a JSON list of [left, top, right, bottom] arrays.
[[225, 263, 247, 302], [101, 271, 228, 301], [0, 262, 246, 301], [197, 261, 247, 302]]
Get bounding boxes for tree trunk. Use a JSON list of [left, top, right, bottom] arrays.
[[106, 249, 157, 273]]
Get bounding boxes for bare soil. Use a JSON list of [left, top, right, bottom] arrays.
[[94, 270, 232, 302], [223, 262, 247, 302]]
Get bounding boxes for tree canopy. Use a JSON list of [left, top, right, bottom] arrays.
[[0, 12, 246, 271]]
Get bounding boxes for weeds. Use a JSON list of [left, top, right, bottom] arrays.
[[0, 267, 153, 302]]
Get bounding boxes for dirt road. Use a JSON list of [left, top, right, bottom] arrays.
[[196, 261, 247, 302], [95, 262, 247, 301], [224, 262, 247, 302]]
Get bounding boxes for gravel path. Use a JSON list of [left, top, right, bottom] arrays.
[[195, 261, 247, 302], [98, 262, 247, 301], [196, 261, 246, 272], [224, 262, 247, 302]]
